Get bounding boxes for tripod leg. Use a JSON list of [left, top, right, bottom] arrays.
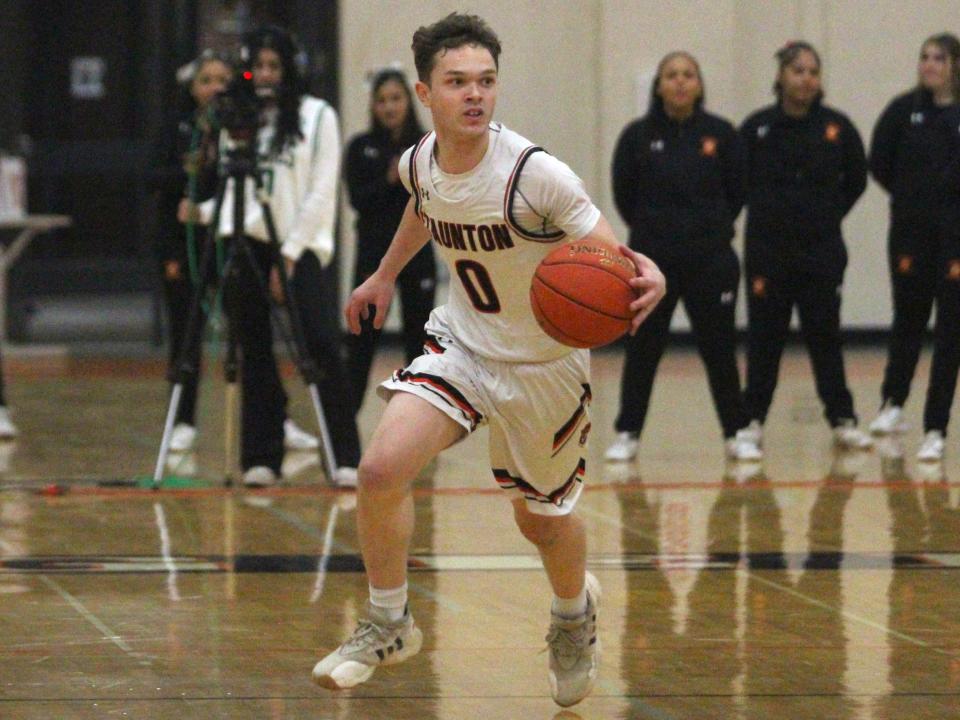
[[222, 316, 239, 485], [153, 177, 229, 489], [153, 384, 184, 487], [307, 382, 338, 482]]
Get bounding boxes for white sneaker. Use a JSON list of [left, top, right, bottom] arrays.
[[332, 466, 358, 488], [604, 432, 638, 462], [169, 423, 197, 452], [284, 419, 319, 450], [547, 571, 601, 708], [833, 420, 873, 450], [165, 451, 197, 476], [0, 406, 18, 439], [725, 427, 764, 461], [312, 603, 423, 690], [740, 420, 763, 447], [868, 403, 907, 435], [242, 466, 279, 487], [917, 430, 945, 462]]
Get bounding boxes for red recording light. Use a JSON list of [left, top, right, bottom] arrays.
[[243, 71, 252, 80]]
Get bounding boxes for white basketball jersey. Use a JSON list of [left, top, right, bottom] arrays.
[[400, 123, 600, 363]]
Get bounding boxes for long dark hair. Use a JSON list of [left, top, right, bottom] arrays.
[[647, 51, 705, 117], [368, 68, 423, 146], [773, 41, 824, 103], [919, 33, 960, 102], [241, 25, 305, 157]]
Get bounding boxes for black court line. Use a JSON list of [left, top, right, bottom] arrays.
[[5, 551, 960, 574], [2, 691, 960, 702]]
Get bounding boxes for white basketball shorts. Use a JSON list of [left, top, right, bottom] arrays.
[[378, 321, 592, 516]]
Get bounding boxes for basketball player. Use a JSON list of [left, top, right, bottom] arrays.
[[312, 13, 665, 708]]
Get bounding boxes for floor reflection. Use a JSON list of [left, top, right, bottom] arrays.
[[878, 440, 960, 718], [618, 451, 866, 718]]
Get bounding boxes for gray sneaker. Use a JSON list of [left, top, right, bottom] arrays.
[[547, 572, 601, 707], [312, 603, 423, 690]]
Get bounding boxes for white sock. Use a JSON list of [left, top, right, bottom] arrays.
[[369, 582, 408, 622], [552, 583, 588, 619]]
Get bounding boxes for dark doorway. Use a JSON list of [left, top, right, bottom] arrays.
[[0, 0, 339, 343]]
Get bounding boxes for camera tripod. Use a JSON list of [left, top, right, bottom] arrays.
[[152, 143, 338, 488]]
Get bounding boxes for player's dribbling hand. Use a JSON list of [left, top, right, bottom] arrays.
[[345, 271, 397, 334], [618, 247, 666, 334]]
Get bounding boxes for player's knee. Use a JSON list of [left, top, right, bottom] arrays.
[[514, 505, 561, 547], [356, 455, 403, 495]]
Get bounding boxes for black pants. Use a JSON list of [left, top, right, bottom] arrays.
[[744, 270, 855, 426], [924, 272, 960, 433], [347, 244, 436, 411], [226, 240, 361, 473], [879, 220, 940, 408], [614, 247, 747, 439]]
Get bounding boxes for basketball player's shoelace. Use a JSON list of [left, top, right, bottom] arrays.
[[543, 617, 590, 668]]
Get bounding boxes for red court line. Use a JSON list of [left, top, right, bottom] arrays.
[[8, 477, 958, 504]]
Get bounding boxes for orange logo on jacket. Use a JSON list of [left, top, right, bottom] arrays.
[[824, 122, 841, 143], [948, 260, 960, 281], [751, 276, 767, 298], [897, 255, 914, 274], [701, 136, 718, 157]]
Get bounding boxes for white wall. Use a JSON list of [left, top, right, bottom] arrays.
[[339, 0, 960, 329]]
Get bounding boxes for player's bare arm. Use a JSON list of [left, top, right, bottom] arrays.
[[577, 214, 667, 333], [344, 197, 432, 333]]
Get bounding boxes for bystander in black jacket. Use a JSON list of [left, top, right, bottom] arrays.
[[608, 96, 750, 448], [345, 69, 435, 412], [868, 88, 959, 421], [915, 103, 960, 437], [740, 98, 867, 429], [741, 100, 866, 282], [150, 108, 220, 428], [613, 105, 744, 269]]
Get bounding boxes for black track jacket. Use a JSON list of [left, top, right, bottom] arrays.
[[611, 106, 745, 269], [741, 101, 867, 280]]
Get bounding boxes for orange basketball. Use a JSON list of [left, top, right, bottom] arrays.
[[530, 239, 637, 348]]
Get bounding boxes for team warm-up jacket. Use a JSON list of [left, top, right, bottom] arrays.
[[941, 104, 960, 259], [611, 106, 745, 269], [870, 89, 957, 258], [870, 90, 954, 211], [741, 101, 867, 280]]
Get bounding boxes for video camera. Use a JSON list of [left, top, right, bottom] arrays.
[[209, 70, 265, 144]]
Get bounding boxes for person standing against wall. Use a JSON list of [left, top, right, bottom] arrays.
[[155, 51, 321, 456], [196, 26, 361, 487], [344, 68, 435, 412], [740, 42, 872, 450], [867, 33, 960, 461], [152, 51, 230, 453], [604, 51, 760, 463]]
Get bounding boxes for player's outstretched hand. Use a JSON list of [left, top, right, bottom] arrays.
[[345, 271, 397, 334], [618, 246, 666, 334]]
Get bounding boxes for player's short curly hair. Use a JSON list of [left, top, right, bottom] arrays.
[[411, 12, 501, 83]]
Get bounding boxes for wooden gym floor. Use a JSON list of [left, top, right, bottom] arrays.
[[1, 344, 959, 719]]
